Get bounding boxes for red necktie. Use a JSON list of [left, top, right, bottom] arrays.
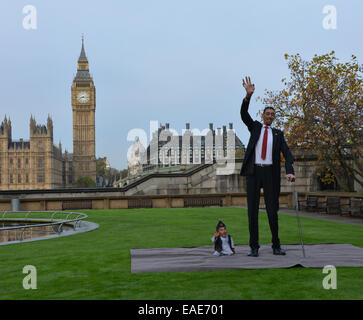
[[261, 126, 268, 160]]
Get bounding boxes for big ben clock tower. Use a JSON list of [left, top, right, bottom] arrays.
[[71, 35, 96, 185]]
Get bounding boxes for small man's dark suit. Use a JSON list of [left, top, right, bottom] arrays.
[[240, 97, 294, 250]]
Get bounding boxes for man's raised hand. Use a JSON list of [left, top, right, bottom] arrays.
[[242, 76, 255, 98]]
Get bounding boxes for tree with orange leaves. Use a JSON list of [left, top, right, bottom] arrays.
[[260, 52, 362, 192]]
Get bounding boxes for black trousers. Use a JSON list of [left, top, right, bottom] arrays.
[[246, 165, 280, 250]]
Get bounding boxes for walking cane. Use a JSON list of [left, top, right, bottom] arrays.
[[292, 180, 306, 258]]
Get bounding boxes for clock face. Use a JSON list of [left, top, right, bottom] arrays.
[[77, 91, 89, 103]]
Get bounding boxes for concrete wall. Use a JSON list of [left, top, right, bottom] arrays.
[[0, 192, 295, 211]]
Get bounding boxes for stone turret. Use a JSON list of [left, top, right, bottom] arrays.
[[30, 115, 52, 137], [0, 115, 12, 152], [47, 115, 53, 137], [0, 115, 12, 140]]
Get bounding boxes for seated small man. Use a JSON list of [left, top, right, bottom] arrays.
[[211, 220, 236, 256]]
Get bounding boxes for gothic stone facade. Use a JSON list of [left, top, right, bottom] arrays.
[[0, 116, 68, 190], [0, 39, 96, 190]]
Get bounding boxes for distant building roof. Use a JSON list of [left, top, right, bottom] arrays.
[[8, 140, 30, 149], [78, 36, 88, 62], [74, 36, 93, 81]]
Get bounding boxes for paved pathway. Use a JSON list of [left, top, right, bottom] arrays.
[[279, 208, 363, 226], [235, 206, 363, 226]]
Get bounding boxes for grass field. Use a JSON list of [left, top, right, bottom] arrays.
[[0, 207, 362, 300]]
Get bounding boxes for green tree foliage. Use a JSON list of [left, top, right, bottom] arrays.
[[120, 169, 128, 179], [76, 176, 96, 188]]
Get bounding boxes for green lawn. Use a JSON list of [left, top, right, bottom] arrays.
[[0, 207, 362, 300]]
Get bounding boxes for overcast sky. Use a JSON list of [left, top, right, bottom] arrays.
[[0, 0, 362, 169]]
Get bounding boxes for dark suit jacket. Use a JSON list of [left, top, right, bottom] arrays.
[[240, 97, 294, 197]]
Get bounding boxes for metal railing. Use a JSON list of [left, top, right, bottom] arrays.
[[0, 211, 88, 242]]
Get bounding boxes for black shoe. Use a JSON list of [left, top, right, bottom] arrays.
[[248, 248, 259, 257], [273, 247, 286, 255]]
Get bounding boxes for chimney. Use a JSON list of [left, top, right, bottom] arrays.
[[209, 123, 213, 131], [229, 123, 233, 129], [186, 123, 190, 130], [165, 123, 169, 129]]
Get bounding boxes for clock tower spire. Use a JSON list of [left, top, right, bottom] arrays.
[[71, 35, 96, 185], [75, 34, 92, 81]]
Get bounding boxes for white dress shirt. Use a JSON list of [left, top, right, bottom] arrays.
[[255, 123, 273, 164], [211, 235, 235, 256]]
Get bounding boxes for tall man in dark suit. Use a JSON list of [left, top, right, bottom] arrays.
[[240, 77, 295, 257]]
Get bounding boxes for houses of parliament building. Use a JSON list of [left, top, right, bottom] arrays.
[[0, 38, 96, 190]]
